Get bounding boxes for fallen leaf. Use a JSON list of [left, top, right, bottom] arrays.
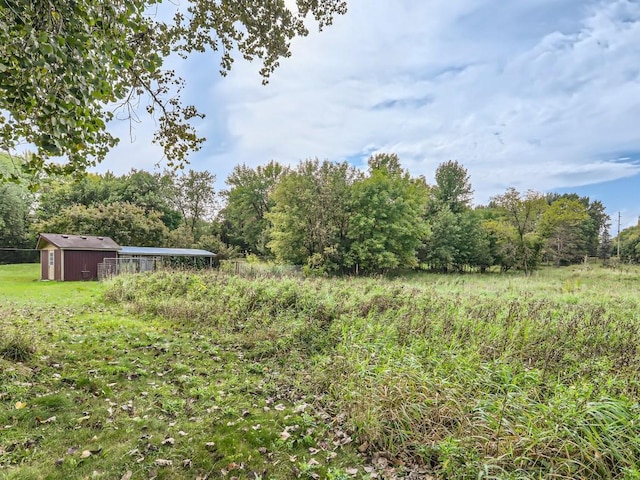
[[38, 416, 56, 424], [274, 404, 286, 411], [182, 458, 192, 468], [358, 442, 369, 453], [345, 467, 358, 475], [373, 455, 389, 468], [81, 450, 92, 458], [162, 437, 175, 446], [14, 401, 26, 410], [120, 471, 133, 480], [155, 459, 173, 467], [280, 430, 291, 441], [308, 458, 320, 466]]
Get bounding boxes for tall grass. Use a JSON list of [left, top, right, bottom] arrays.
[[104, 267, 640, 478]]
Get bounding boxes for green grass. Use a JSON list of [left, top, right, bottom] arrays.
[[104, 265, 640, 479], [3, 263, 640, 478], [0, 265, 364, 479]]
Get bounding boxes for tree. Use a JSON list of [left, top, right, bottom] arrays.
[[220, 161, 287, 256], [169, 169, 216, 241], [0, 1, 347, 179], [422, 206, 461, 271], [0, 182, 33, 263], [538, 197, 590, 266], [421, 160, 487, 271], [348, 154, 429, 273], [35, 202, 168, 246], [482, 219, 520, 272], [0, 183, 29, 244], [545, 193, 609, 258], [461, 210, 493, 272], [423, 208, 492, 272], [35, 173, 113, 220], [618, 223, 640, 263], [0, 154, 35, 263], [110, 170, 182, 229], [432, 160, 473, 214], [598, 223, 613, 263], [35, 170, 182, 229], [491, 188, 546, 274], [585, 200, 609, 257], [268, 159, 358, 271]]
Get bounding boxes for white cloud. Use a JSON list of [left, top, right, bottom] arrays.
[[101, 0, 640, 208]]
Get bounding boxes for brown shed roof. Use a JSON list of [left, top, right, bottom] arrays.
[[36, 233, 121, 251]]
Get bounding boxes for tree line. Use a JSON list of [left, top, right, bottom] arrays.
[[1, 151, 625, 272]]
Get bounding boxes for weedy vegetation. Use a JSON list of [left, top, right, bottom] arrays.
[[2, 263, 640, 479]]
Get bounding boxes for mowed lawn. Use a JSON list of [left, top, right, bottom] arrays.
[[0, 265, 364, 480]]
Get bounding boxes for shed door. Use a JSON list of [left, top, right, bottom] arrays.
[[48, 251, 55, 280]]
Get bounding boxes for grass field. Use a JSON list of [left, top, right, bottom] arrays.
[[0, 264, 364, 480], [2, 263, 640, 479]]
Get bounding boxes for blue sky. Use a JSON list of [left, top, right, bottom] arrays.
[[100, 0, 640, 227]]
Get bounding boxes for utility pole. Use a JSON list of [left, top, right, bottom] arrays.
[[617, 211, 621, 258]]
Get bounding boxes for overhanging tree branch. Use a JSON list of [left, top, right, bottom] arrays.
[[0, 0, 347, 182]]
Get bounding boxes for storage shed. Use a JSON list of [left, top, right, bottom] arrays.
[[37, 233, 217, 281], [36, 233, 121, 281]]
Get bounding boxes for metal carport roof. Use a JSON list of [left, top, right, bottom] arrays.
[[118, 246, 216, 257]]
